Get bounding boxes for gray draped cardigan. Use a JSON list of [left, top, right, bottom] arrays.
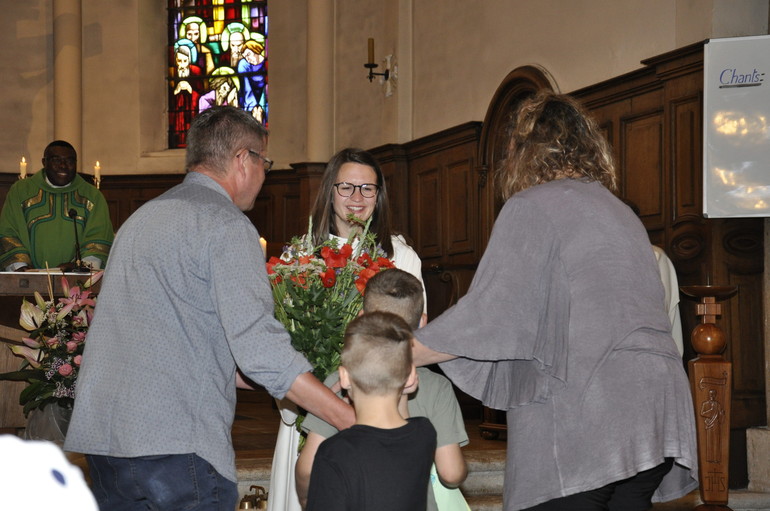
[[415, 178, 698, 510]]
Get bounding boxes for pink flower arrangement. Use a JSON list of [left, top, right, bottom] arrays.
[[0, 272, 102, 415]]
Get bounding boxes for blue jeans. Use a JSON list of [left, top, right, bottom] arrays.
[[87, 453, 238, 511]]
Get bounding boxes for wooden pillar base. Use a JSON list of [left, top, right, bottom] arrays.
[[681, 286, 737, 511]]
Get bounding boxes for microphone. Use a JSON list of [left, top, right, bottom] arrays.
[[68, 209, 89, 273]]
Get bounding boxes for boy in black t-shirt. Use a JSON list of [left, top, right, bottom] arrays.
[[305, 311, 437, 511]]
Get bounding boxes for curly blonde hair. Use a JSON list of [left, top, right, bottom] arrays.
[[497, 92, 617, 200]]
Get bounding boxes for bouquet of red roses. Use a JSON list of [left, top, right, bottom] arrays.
[[266, 217, 395, 381]]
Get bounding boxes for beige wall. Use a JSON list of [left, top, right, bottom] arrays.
[[1, 0, 767, 175]]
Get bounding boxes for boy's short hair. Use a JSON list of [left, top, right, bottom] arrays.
[[341, 311, 413, 395], [363, 269, 424, 329]]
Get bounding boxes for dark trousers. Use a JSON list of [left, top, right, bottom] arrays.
[[87, 453, 238, 511], [523, 458, 675, 511]]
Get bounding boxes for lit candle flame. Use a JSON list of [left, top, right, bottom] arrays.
[[259, 237, 267, 258]]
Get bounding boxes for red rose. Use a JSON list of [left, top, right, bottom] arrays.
[[339, 244, 353, 258], [357, 253, 373, 267], [291, 273, 308, 288], [359, 267, 378, 281], [324, 250, 348, 268], [321, 268, 336, 288], [266, 257, 283, 274]]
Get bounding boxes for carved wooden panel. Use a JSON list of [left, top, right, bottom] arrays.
[[400, 123, 481, 265], [412, 165, 442, 259], [621, 110, 665, 230], [370, 145, 410, 237], [717, 219, 765, 428], [671, 95, 702, 217], [445, 158, 474, 256]]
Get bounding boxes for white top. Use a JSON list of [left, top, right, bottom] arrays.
[[652, 245, 684, 357], [330, 233, 426, 312]]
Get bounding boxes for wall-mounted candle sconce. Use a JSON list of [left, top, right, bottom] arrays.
[[364, 38, 390, 82]]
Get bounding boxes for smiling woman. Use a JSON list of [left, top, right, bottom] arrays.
[[266, 147, 427, 511]]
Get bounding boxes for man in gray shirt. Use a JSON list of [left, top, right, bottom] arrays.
[[64, 106, 354, 510]]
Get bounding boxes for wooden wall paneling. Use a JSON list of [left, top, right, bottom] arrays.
[[445, 157, 475, 257], [249, 169, 303, 247], [290, 162, 326, 236], [250, 193, 274, 241], [717, 218, 766, 429], [280, 192, 302, 245], [370, 145, 410, 237], [105, 198, 121, 234], [671, 95, 702, 218], [0, 173, 15, 207], [404, 123, 481, 265], [99, 174, 184, 230], [621, 109, 666, 230], [412, 162, 443, 260]]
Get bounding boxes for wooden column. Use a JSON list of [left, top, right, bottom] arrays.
[[681, 285, 737, 510]]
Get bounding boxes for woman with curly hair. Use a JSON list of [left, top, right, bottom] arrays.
[[413, 92, 698, 510]]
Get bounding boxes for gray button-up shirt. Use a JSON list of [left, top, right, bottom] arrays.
[[65, 172, 311, 482]]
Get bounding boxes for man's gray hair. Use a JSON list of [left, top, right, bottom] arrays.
[[185, 106, 268, 175]]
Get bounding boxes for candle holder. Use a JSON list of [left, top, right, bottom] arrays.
[[364, 38, 390, 83], [364, 62, 390, 83], [93, 176, 101, 189]]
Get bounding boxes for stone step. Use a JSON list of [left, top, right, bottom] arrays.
[[459, 450, 506, 497], [235, 453, 770, 511], [463, 490, 770, 511], [466, 494, 503, 511]]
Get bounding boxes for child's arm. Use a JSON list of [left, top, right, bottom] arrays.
[[411, 368, 469, 488], [399, 382, 467, 487], [296, 431, 325, 509], [435, 443, 468, 487]]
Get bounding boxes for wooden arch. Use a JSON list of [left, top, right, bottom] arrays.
[[476, 66, 554, 248]]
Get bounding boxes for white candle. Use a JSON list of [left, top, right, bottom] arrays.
[[20, 157, 27, 178], [259, 237, 267, 258], [368, 38, 374, 64], [94, 161, 101, 180]]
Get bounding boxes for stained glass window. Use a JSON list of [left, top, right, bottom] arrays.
[[168, 1, 268, 148]]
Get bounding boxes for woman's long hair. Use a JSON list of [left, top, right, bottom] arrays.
[[497, 92, 617, 200], [309, 148, 394, 257]]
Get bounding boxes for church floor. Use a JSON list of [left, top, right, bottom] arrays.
[[14, 388, 767, 510], [231, 386, 506, 457]]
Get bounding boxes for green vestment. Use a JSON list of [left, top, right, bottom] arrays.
[[0, 171, 114, 269]]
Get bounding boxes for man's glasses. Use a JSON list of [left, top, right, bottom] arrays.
[[247, 150, 273, 172], [45, 157, 77, 166], [333, 182, 379, 198]]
